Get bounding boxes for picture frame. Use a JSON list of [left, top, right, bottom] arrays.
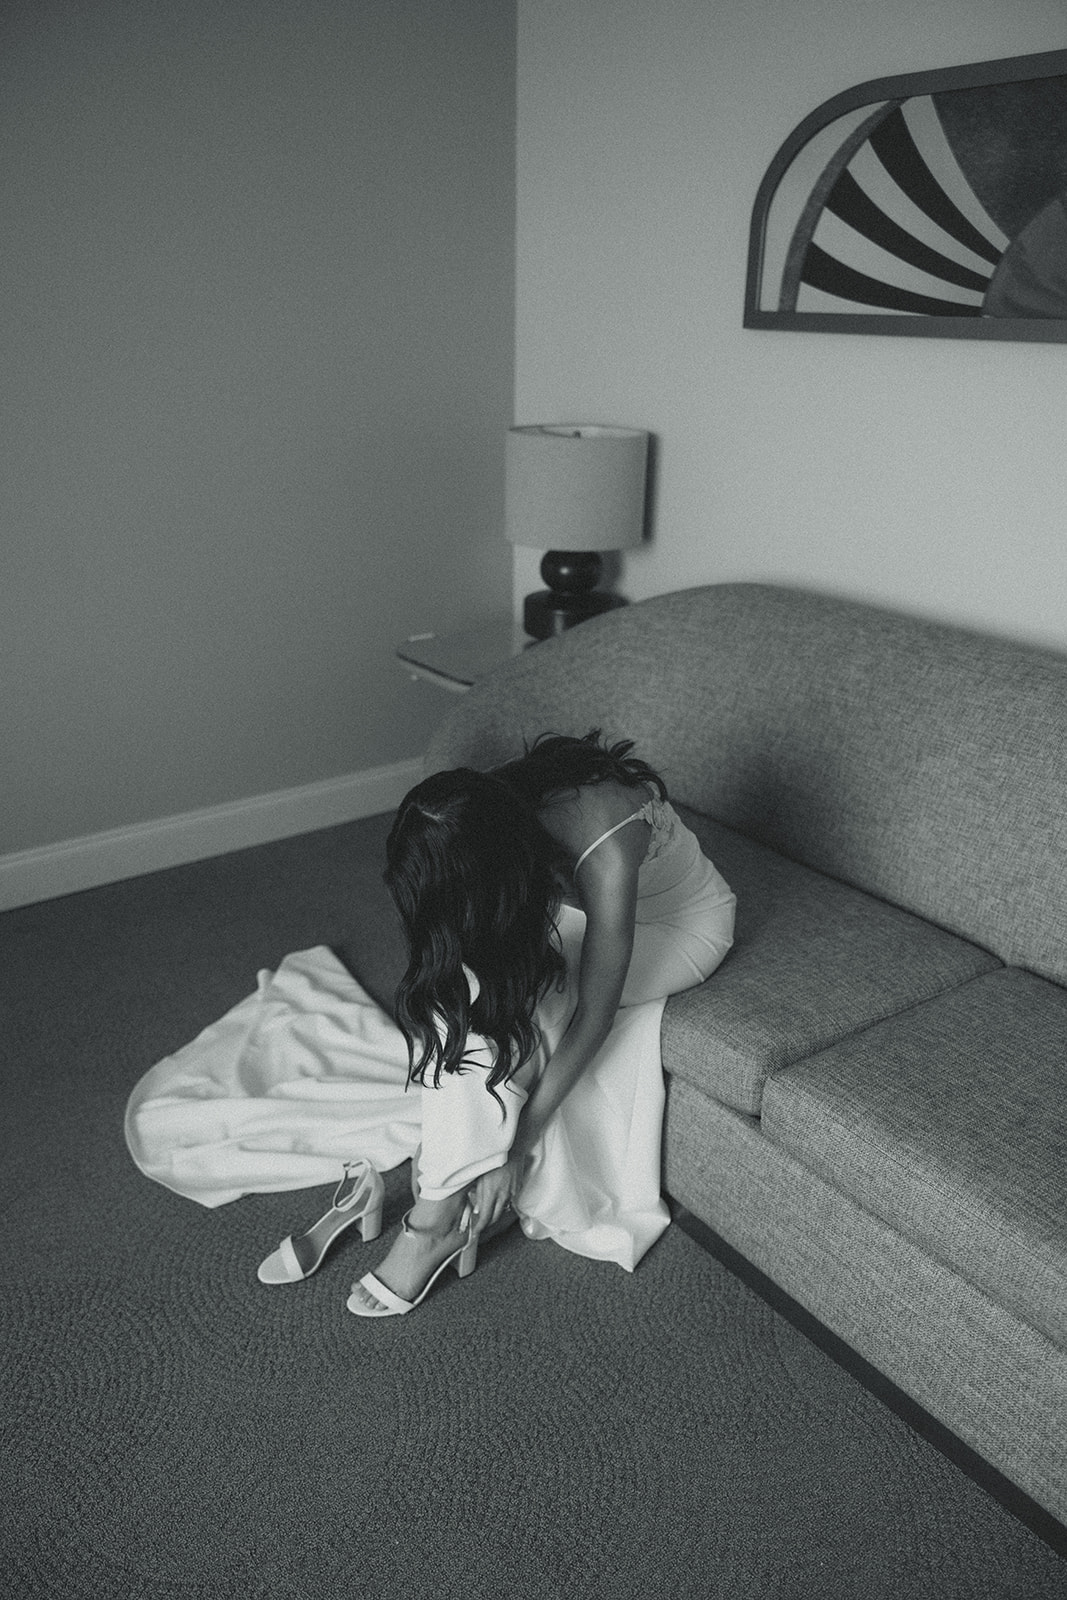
[[744, 48, 1067, 341]]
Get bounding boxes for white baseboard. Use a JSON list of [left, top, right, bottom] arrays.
[[0, 758, 424, 914]]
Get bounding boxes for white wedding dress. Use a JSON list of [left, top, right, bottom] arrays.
[[125, 799, 734, 1271]]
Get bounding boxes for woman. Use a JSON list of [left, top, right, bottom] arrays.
[[347, 731, 735, 1317]]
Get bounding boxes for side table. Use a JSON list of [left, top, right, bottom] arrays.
[[396, 619, 532, 691]]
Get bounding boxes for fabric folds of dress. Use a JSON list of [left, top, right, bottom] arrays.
[[124, 947, 421, 1207], [124, 801, 733, 1270], [124, 938, 669, 1270]]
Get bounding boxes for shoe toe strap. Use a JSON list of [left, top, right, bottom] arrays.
[[277, 1235, 302, 1280], [357, 1271, 413, 1315]]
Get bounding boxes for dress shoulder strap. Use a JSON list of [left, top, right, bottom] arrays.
[[573, 809, 646, 875]]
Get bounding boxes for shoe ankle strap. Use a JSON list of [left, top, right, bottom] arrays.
[[333, 1160, 373, 1209], [400, 1204, 471, 1242]]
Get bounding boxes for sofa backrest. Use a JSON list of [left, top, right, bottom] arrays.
[[425, 583, 1067, 986]]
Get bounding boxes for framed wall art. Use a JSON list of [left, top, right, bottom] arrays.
[[744, 48, 1067, 341]]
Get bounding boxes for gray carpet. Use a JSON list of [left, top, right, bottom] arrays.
[[1, 814, 1064, 1600]]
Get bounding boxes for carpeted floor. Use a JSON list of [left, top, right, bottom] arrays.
[[1, 813, 1064, 1600]]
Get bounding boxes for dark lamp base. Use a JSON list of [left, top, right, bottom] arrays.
[[522, 586, 626, 640]]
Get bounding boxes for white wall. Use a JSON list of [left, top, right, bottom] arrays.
[[515, 0, 1067, 652], [1, 0, 515, 861]]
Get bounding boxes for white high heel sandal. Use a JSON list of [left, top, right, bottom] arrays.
[[256, 1159, 385, 1285], [347, 1206, 478, 1318]]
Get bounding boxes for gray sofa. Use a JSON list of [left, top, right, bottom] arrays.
[[424, 581, 1067, 1529]]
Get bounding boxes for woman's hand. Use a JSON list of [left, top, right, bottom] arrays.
[[471, 1152, 525, 1235]]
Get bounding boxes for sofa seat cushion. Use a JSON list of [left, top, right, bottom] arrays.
[[660, 813, 998, 1116], [761, 968, 1067, 1346]]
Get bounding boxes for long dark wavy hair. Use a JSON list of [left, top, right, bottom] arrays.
[[384, 768, 567, 1102], [493, 729, 668, 810]]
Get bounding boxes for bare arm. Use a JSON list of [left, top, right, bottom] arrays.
[[472, 810, 648, 1231], [510, 830, 641, 1154]]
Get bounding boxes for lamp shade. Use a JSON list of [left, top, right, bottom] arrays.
[[505, 424, 649, 553]]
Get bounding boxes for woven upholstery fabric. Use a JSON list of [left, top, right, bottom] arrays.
[[425, 583, 1067, 984], [663, 1077, 1067, 1523], [659, 813, 996, 1115], [761, 968, 1067, 1347]]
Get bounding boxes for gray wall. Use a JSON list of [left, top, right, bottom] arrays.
[[2, 0, 515, 857], [516, 0, 1067, 652]]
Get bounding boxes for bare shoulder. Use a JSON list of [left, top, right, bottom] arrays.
[[538, 780, 650, 867]]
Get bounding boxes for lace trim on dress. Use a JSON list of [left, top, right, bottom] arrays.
[[636, 797, 676, 864]]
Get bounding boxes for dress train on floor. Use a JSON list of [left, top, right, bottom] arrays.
[[125, 939, 670, 1271]]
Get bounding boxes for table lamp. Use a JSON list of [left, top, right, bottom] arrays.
[[505, 423, 649, 639]]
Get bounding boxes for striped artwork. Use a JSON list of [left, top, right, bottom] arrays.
[[745, 51, 1067, 339]]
